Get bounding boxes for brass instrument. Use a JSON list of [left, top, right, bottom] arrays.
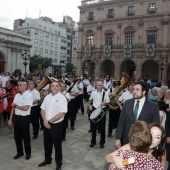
[[109, 72, 133, 110]]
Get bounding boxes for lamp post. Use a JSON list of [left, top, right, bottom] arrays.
[[21, 51, 30, 76], [157, 56, 168, 81]]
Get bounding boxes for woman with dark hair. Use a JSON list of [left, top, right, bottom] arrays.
[[105, 121, 164, 170]]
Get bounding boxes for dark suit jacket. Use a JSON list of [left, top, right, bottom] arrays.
[[116, 98, 160, 145]]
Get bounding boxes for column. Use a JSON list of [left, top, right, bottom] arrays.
[[162, 16, 169, 47]]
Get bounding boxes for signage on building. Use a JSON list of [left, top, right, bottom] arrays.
[[85, 46, 91, 57], [104, 45, 111, 57], [146, 44, 155, 57], [124, 45, 132, 58]]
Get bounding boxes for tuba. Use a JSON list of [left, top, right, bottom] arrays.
[[109, 72, 133, 110]]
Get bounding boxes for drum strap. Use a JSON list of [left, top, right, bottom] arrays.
[[102, 92, 105, 102]]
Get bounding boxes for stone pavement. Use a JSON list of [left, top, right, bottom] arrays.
[[0, 108, 117, 170]]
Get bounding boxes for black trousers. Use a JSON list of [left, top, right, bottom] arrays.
[[91, 109, 106, 145], [14, 115, 31, 155], [67, 99, 76, 128], [44, 121, 63, 168], [83, 86, 88, 101], [3, 111, 10, 122], [62, 113, 68, 139], [108, 108, 121, 134], [77, 94, 84, 114], [30, 106, 39, 136]]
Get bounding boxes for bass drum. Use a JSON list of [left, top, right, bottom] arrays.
[[90, 107, 105, 123]]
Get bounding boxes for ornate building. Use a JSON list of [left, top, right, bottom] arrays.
[[77, 0, 170, 84]]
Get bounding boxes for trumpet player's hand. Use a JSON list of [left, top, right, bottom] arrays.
[[100, 102, 106, 107]]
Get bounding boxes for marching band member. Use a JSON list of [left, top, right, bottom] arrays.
[[88, 81, 110, 148], [27, 80, 40, 139], [103, 75, 111, 91], [38, 81, 67, 170], [83, 77, 90, 101]]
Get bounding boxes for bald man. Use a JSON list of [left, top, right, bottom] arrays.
[[8, 81, 33, 160]]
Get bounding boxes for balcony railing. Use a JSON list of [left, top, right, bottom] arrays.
[[106, 13, 115, 19], [82, 46, 95, 50], [147, 8, 157, 14], [126, 11, 135, 17], [87, 16, 94, 21]]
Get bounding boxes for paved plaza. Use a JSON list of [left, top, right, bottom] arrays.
[[0, 106, 116, 170]]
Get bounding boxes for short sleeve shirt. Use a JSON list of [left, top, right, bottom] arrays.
[[27, 88, 40, 106], [118, 91, 133, 103]]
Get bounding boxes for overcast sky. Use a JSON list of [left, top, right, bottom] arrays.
[[0, 0, 81, 29]]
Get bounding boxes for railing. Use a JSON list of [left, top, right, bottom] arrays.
[[126, 10, 135, 17], [106, 13, 115, 19], [82, 46, 96, 50], [87, 16, 94, 21], [147, 8, 157, 14]]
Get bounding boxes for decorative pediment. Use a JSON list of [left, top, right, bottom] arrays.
[[86, 30, 94, 35], [146, 25, 159, 31], [105, 28, 115, 34], [124, 26, 136, 33]]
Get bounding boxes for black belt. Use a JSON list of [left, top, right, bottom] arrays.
[[15, 115, 30, 118]]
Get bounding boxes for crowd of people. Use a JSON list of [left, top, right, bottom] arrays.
[[0, 72, 170, 170]]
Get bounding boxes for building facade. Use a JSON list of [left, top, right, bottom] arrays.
[[77, 0, 170, 84], [14, 17, 67, 74], [0, 27, 31, 74]]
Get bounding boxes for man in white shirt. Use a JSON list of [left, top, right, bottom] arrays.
[[88, 81, 110, 148], [83, 77, 90, 101], [87, 80, 96, 101], [8, 81, 33, 160], [1, 74, 9, 88], [27, 80, 40, 139], [67, 76, 78, 130], [76, 79, 84, 115], [38, 81, 67, 170], [103, 75, 111, 91]]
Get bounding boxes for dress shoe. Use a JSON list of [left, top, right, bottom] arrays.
[[33, 135, 38, 139], [25, 155, 31, 160], [13, 153, 24, 159], [71, 127, 75, 130], [89, 143, 96, 147], [56, 167, 61, 170], [100, 144, 105, 148], [88, 129, 92, 133], [107, 133, 111, 137], [38, 160, 52, 167]]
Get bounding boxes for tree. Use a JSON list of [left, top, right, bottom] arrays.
[[65, 63, 74, 75], [13, 69, 22, 76], [29, 55, 53, 72]]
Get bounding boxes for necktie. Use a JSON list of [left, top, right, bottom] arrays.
[[134, 101, 140, 120]]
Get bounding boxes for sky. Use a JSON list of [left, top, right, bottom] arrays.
[[0, 0, 81, 29]]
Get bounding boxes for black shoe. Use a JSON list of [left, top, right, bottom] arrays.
[[38, 160, 52, 167], [107, 133, 111, 137], [88, 129, 92, 133], [25, 155, 31, 160], [56, 167, 61, 170], [100, 144, 105, 148], [98, 130, 101, 134], [71, 127, 75, 130], [82, 113, 84, 115], [89, 143, 96, 147], [33, 135, 38, 139], [13, 153, 24, 159]]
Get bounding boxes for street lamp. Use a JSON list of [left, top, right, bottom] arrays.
[[21, 51, 30, 76], [157, 56, 168, 81]]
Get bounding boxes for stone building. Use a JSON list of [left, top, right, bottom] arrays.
[[0, 27, 31, 74], [77, 0, 170, 84]]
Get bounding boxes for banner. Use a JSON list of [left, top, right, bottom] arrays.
[[146, 44, 155, 57], [124, 45, 132, 58], [104, 45, 111, 57], [85, 46, 91, 57]]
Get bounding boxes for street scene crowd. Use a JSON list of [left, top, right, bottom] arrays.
[[0, 72, 170, 170]]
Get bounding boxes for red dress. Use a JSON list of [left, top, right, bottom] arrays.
[[0, 89, 3, 113], [109, 150, 163, 170], [6, 87, 18, 112]]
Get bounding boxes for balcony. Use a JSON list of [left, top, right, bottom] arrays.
[[147, 8, 157, 14], [82, 45, 95, 50], [87, 16, 94, 21], [106, 13, 115, 19], [126, 11, 135, 17]]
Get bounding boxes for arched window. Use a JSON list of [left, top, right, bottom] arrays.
[[124, 26, 135, 45], [86, 30, 94, 46], [105, 28, 114, 46], [146, 25, 158, 44]]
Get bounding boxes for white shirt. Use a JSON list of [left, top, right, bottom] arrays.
[[133, 97, 146, 119], [159, 110, 166, 128], [41, 92, 67, 123], [83, 79, 90, 87], [103, 80, 111, 90], [27, 88, 40, 106], [89, 90, 110, 108], [67, 83, 78, 100], [119, 91, 133, 103], [107, 87, 115, 95], [77, 82, 83, 94], [1, 76, 9, 88], [13, 91, 33, 116], [61, 91, 70, 101], [87, 85, 96, 94], [43, 84, 50, 90]]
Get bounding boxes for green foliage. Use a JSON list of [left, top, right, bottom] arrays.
[[29, 55, 53, 71], [38, 64, 42, 74], [13, 69, 22, 76], [65, 63, 74, 75], [23, 61, 28, 66]]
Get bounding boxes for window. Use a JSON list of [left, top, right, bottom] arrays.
[[40, 32, 44, 37], [54, 59, 57, 63], [50, 43, 53, 47], [148, 3, 156, 13], [39, 48, 43, 53], [88, 12, 94, 21], [45, 41, 49, 45], [147, 31, 157, 44], [45, 49, 48, 53], [125, 33, 134, 45], [35, 30, 39, 35], [105, 34, 113, 46], [55, 36, 58, 41], [39, 25, 41, 29], [74, 48, 77, 50], [108, 9, 114, 18], [67, 35, 71, 40], [73, 40, 77, 43], [55, 51, 58, 55], [61, 46, 66, 50], [34, 47, 38, 51], [55, 44, 58, 49], [51, 35, 54, 40], [67, 50, 70, 54], [67, 28, 71, 33], [86, 36, 93, 46], [128, 6, 134, 16], [40, 40, 44, 45], [50, 50, 53, 54], [34, 39, 38, 43], [68, 42, 70, 47], [46, 33, 49, 37]]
